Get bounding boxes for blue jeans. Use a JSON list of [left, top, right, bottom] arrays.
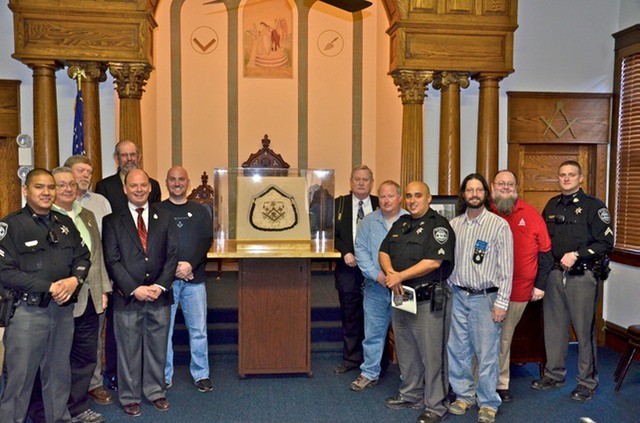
[[165, 280, 210, 383], [360, 279, 391, 380], [447, 286, 502, 411]]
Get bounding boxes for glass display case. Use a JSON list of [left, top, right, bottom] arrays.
[[210, 168, 337, 257]]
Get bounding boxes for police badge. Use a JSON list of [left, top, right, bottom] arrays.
[[0, 222, 7, 241], [249, 185, 299, 231], [433, 227, 449, 245]]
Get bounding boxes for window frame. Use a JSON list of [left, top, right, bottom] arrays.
[[610, 25, 640, 266]]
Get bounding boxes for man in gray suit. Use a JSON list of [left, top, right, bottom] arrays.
[[102, 169, 178, 418]]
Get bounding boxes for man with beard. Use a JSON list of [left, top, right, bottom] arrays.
[[95, 140, 162, 392], [447, 173, 513, 423], [379, 181, 455, 423], [96, 140, 162, 214], [490, 170, 553, 403], [64, 155, 114, 406], [531, 161, 613, 401]]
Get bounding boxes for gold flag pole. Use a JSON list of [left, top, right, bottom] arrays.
[[69, 67, 86, 91]]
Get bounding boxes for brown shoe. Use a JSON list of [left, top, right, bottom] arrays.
[[87, 386, 113, 405], [152, 397, 170, 412], [123, 403, 141, 417]]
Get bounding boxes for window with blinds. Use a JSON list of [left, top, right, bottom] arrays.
[[611, 26, 640, 265], [614, 53, 640, 254]]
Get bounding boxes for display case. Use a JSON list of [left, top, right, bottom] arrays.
[[209, 168, 339, 376], [211, 167, 336, 257]]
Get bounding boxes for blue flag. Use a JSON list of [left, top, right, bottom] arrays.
[[72, 89, 85, 155]]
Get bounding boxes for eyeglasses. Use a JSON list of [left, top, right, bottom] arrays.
[[118, 152, 138, 159], [56, 182, 77, 190], [495, 181, 515, 188], [464, 188, 485, 194]]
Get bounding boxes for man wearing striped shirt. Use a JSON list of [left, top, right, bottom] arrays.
[[446, 173, 514, 423]]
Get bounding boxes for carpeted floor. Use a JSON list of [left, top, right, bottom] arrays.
[[90, 345, 639, 423]]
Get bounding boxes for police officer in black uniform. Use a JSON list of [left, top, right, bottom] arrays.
[[379, 181, 455, 423], [0, 168, 91, 422], [531, 160, 613, 401]]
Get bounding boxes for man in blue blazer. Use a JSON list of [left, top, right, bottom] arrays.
[[102, 169, 178, 418]]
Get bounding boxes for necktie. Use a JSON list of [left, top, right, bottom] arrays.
[[136, 207, 147, 253], [356, 200, 364, 225]]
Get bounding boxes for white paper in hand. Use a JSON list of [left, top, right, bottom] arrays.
[[391, 285, 417, 314]]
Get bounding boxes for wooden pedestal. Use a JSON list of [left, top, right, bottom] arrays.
[[510, 299, 546, 376], [238, 258, 312, 377]]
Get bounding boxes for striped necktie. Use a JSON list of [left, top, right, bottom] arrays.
[[136, 207, 147, 253]]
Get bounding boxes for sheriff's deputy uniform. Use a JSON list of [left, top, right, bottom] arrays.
[[379, 209, 455, 417], [538, 187, 613, 396], [0, 205, 90, 423]]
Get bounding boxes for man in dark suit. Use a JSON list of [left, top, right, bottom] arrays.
[[95, 140, 162, 214], [95, 139, 161, 391], [333, 165, 378, 374], [102, 169, 178, 418]]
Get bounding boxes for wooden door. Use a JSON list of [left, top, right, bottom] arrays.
[[507, 92, 611, 346]]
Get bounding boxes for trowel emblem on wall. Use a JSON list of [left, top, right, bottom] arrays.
[[317, 30, 344, 57]]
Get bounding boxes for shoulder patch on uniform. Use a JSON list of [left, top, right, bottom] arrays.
[[598, 208, 610, 224], [433, 227, 449, 245], [0, 222, 7, 241]]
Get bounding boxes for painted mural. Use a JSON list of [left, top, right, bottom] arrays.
[[242, 0, 293, 78]]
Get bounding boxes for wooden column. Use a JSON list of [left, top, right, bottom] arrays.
[[392, 70, 433, 189], [0, 80, 22, 219], [432, 72, 469, 195], [67, 62, 107, 182], [476, 73, 505, 180], [30, 61, 62, 170], [109, 62, 152, 153]]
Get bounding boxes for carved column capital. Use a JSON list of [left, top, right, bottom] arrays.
[[67, 62, 108, 83], [109, 62, 153, 99], [432, 71, 470, 90], [392, 70, 434, 104]]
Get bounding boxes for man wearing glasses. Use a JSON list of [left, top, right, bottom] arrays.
[[490, 170, 553, 403], [447, 173, 513, 423], [0, 168, 91, 422]]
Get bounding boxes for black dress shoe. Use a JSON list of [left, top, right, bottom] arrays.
[[106, 376, 118, 392], [333, 362, 358, 375], [417, 411, 445, 423], [496, 389, 513, 403], [384, 395, 423, 410], [531, 376, 564, 391], [571, 384, 594, 401]]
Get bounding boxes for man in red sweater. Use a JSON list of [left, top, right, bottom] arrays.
[[490, 170, 553, 403]]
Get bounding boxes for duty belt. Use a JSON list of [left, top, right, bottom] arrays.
[[455, 286, 498, 296], [553, 261, 594, 275], [19, 292, 51, 307], [414, 283, 434, 302]]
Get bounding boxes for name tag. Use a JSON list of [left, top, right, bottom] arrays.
[[25, 240, 38, 247]]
